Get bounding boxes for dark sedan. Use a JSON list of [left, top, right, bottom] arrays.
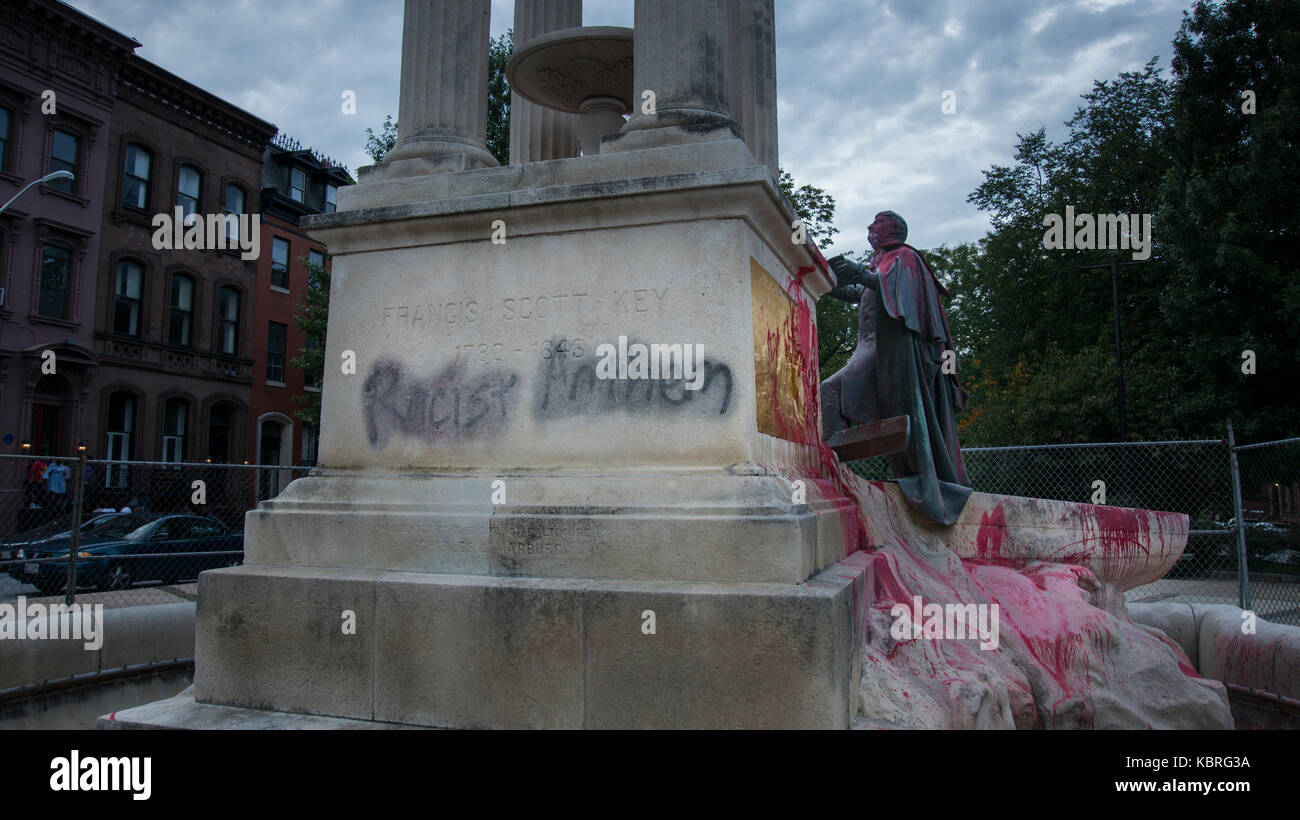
[[15, 513, 243, 595], [2, 512, 129, 564], [3, 512, 134, 572]]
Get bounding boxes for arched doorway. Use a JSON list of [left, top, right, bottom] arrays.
[[255, 413, 293, 499], [207, 402, 236, 464], [20, 343, 97, 459], [30, 374, 73, 457]]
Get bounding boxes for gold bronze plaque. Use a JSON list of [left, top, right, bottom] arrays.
[[751, 258, 816, 443]]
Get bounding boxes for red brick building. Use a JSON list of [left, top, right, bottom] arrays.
[[90, 53, 274, 480], [0, 1, 136, 467], [251, 135, 351, 492]]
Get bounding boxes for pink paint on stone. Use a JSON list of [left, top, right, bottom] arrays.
[[763, 257, 1228, 726], [791, 469, 1232, 728], [975, 504, 1007, 562]]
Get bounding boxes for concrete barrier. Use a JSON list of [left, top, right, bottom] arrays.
[[1129, 602, 1300, 700], [0, 602, 195, 693]]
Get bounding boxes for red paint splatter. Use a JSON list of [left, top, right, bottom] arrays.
[[762, 257, 1210, 727], [975, 504, 1007, 562], [764, 258, 871, 558]]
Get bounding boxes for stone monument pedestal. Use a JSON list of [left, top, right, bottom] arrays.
[[106, 137, 875, 729]]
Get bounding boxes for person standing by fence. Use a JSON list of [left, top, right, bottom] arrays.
[[43, 459, 72, 516], [18, 457, 48, 532]]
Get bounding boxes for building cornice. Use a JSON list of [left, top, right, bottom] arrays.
[[117, 55, 277, 160], [0, 0, 139, 107]]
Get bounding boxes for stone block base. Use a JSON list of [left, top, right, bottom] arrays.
[[184, 558, 867, 729]]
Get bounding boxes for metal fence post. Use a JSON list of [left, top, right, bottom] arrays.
[[1226, 421, 1252, 611], [65, 451, 86, 606]]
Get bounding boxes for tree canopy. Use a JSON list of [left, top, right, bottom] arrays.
[[932, 0, 1298, 445]]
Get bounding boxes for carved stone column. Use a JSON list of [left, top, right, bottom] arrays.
[[619, 0, 738, 141], [727, 0, 778, 175], [510, 0, 583, 164], [384, 0, 499, 174]]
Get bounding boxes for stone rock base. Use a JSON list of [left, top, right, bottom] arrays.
[[148, 558, 867, 730]]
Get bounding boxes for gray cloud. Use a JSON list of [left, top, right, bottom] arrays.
[[63, 0, 1190, 251]]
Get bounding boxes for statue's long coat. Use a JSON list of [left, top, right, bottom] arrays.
[[822, 239, 971, 525], [870, 241, 971, 525]]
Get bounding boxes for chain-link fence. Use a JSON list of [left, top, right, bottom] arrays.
[[848, 430, 1300, 626], [1231, 436, 1300, 625], [0, 454, 307, 609], [6, 433, 1296, 622]]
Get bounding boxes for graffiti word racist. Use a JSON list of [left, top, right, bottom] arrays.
[[363, 359, 519, 450]]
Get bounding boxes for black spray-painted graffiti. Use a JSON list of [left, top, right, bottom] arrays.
[[533, 337, 733, 420], [363, 358, 519, 450]]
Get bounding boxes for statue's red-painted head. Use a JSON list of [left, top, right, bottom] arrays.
[[868, 211, 908, 251]]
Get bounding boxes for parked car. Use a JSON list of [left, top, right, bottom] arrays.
[[1262, 549, 1300, 567], [2, 512, 130, 569], [15, 513, 243, 595]]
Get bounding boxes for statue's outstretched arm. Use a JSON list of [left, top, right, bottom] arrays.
[[826, 255, 878, 302], [825, 282, 865, 303]]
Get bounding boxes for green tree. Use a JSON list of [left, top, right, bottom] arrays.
[[486, 30, 513, 165], [950, 6, 1300, 446], [779, 169, 839, 247], [364, 31, 514, 166], [1158, 0, 1300, 441], [364, 114, 397, 165], [777, 169, 859, 373], [950, 60, 1181, 444], [291, 256, 329, 427]]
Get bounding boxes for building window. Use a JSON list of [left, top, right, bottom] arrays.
[[168, 273, 194, 347], [162, 398, 188, 463], [177, 164, 201, 217], [113, 259, 143, 336], [271, 237, 289, 289], [309, 249, 324, 270], [122, 144, 152, 210], [38, 244, 72, 319], [267, 322, 286, 384], [301, 422, 319, 467], [290, 167, 306, 203], [217, 286, 240, 355], [0, 107, 11, 171], [49, 129, 78, 193], [303, 335, 321, 390], [224, 183, 245, 242], [324, 184, 337, 213], [208, 403, 232, 463], [105, 392, 135, 488]]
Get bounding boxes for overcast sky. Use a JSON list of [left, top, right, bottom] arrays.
[[63, 0, 1192, 254]]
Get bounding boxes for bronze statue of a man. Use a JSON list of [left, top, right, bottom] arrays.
[[821, 211, 972, 525]]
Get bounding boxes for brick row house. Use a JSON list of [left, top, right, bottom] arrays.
[[0, 0, 350, 528], [253, 136, 350, 496], [0, 0, 136, 519], [93, 55, 275, 475]]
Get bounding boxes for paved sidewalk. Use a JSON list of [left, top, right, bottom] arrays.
[[1128, 577, 1300, 626], [0, 577, 197, 610]]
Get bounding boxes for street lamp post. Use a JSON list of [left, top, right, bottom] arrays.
[[0, 170, 75, 216], [1078, 250, 1155, 500], [1077, 250, 1155, 441]]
